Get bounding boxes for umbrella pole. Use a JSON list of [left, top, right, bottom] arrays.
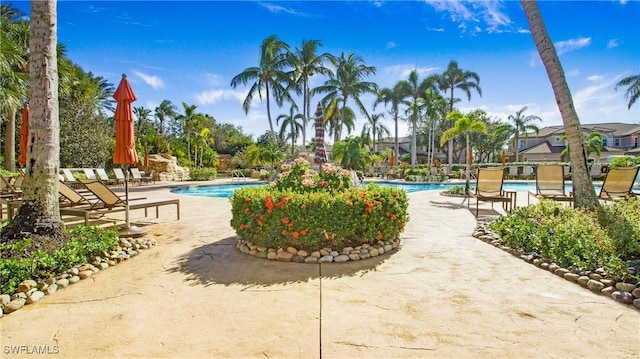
[[125, 165, 131, 228], [119, 165, 147, 238]]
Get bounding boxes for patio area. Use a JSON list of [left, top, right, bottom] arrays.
[[0, 181, 637, 358]]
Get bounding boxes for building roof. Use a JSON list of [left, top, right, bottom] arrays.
[[525, 122, 640, 138]]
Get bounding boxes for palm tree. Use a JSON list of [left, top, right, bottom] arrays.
[[431, 60, 482, 168], [374, 83, 411, 165], [561, 131, 603, 162], [399, 70, 438, 167], [154, 99, 178, 135], [289, 39, 331, 152], [312, 52, 378, 142], [615, 74, 639, 110], [332, 136, 367, 171], [230, 35, 293, 144], [361, 112, 389, 152], [441, 110, 488, 194], [1, 4, 29, 171], [2, 0, 66, 243], [277, 104, 304, 156], [507, 106, 541, 162], [422, 88, 448, 166], [325, 103, 355, 142], [522, 0, 598, 209]]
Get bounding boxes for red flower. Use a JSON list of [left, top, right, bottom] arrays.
[[292, 231, 299, 238]]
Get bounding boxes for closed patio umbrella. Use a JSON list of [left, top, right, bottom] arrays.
[[113, 74, 146, 237], [501, 149, 506, 167], [18, 104, 29, 167], [313, 102, 327, 164]]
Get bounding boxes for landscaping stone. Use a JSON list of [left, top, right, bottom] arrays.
[[577, 276, 590, 287], [4, 299, 26, 314], [45, 284, 58, 295], [611, 291, 634, 304], [632, 288, 640, 299], [587, 279, 605, 293], [334, 255, 349, 263], [275, 251, 294, 262], [615, 282, 635, 293], [56, 279, 70, 288], [318, 255, 333, 263], [78, 270, 93, 279], [563, 273, 579, 282], [27, 291, 45, 304], [602, 286, 615, 297], [68, 276, 80, 284], [0, 294, 10, 306], [17, 280, 37, 293], [634, 299, 640, 310]]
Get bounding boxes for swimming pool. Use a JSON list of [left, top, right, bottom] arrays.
[[170, 181, 579, 199]]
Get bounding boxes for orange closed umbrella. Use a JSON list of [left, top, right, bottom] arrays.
[[113, 74, 138, 165], [501, 150, 506, 167], [18, 105, 29, 166], [112, 74, 145, 237]]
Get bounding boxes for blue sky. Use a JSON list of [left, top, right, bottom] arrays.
[[10, 0, 640, 143]]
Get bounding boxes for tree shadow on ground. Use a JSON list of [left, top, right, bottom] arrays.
[[166, 236, 395, 288]]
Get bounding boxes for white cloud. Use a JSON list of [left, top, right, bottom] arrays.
[[555, 37, 591, 55], [573, 75, 620, 112], [379, 64, 439, 85], [204, 73, 224, 86], [587, 74, 604, 82], [426, 0, 513, 34], [196, 89, 246, 105], [607, 39, 620, 48], [260, 2, 310, 17], [386, 41, 397, 49], [427, 27, 445, 32], [132, 70, 164, 90]]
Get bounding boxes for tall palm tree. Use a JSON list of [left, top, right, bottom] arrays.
[[399, 70, 437, 167], [362, 112, 389, 152], [312, 52, 378, 142], [231, 35, 293, 144], [289, 39, 331, 152], [324, 103, 356, 142], [422, 88, 447, 166], [374, 83, 410, 165], [561, 131, 603, 162], [615, 74, 639, 110], [431, 60, 482, 168], [507, 106, 541, 162], [332, 136, 367, 171], [154, 99, 178, 135], [276, 103, 304, 156], [441, 110, 488, 194], [2, 0, 66, 243], [522, 0, 598, 209]]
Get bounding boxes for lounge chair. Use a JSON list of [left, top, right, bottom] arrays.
[[61, 168, 82, 189], [62, 179, 179, 226], [590, 165, 603, 178], [508, 166, 518, 179], [1, 175, 22, 198], [58, 180, 92, 208], [83, 168, 98, 180], [130, 167, 154, 185], [527, 165, 573, 206], [96, 168, 121, 186], [597, 166, 640, 202], [469, 167, 515, 216]]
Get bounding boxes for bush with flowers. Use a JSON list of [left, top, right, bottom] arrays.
[[230, 158, 409, 251]]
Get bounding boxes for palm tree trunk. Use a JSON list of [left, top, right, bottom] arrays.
[[522, 0, 598, 209], [3, 109, 17, 171], [2, 0, 66, 244], [394, 111, 400, 166], [411, 119, 417, 167], [465, 134, 471, 193], [266, 84, 277, 144], [303, 81, 309, 153]]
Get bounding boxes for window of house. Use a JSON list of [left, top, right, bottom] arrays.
[[614, 138, 620, 147], [519, 140, 526, 149], [603, 138, 608, 146]]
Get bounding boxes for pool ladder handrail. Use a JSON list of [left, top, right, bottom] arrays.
[[231, 169, 247, 184]]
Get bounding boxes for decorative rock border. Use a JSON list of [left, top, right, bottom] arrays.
[[0, 237, 158, 318], [473, 222, 640, 310], [236, 238, 400, 263]]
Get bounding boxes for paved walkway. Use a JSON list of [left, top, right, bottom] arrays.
[[1, 181, 638, 358]]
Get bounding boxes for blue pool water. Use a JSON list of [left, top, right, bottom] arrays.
[[170, 181, 582, 199]]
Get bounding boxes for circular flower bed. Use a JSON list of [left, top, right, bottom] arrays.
[[230, 158, 409, 259]]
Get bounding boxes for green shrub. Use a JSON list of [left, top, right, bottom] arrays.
[[0, 226, 119, 294], [442, 185, 467, 196], [230, 158, 409, 251], [188, 167, 217, 181], [488, 199, 638, 277]]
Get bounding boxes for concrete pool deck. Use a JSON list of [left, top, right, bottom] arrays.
[[0, 179, 637, 358]]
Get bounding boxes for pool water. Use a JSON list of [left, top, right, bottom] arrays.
[[170, 181, 583, 199]]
